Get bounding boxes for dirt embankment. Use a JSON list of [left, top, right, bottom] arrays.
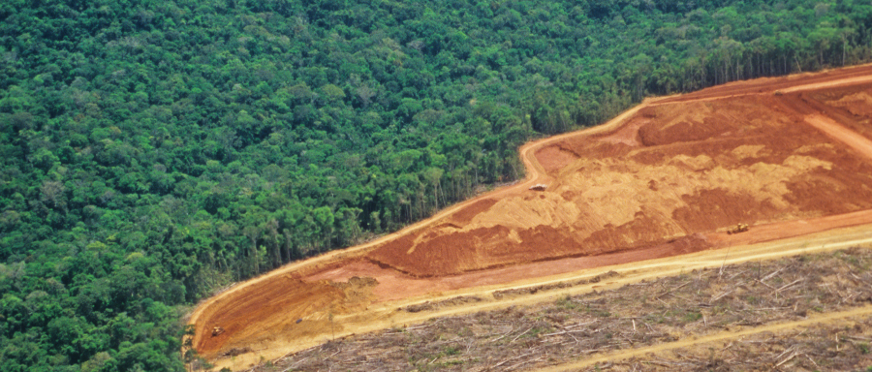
[[188, 64, 872, 370]]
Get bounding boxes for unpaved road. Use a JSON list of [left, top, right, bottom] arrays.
[[211, 227, 872, 370], [188, 64, 872, 371], [804, 113, 872, 159], [251, 242, 872, 372], [656, 64, 872, 104]]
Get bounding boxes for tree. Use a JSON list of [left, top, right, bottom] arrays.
[[312, 206, 334, 249], [422, 167, 444, 211], [242, 225, 261, 274]]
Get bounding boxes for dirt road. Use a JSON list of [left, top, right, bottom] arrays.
[[209, 226, 872, 370], [804, 114, 872, 159], [188, 64, 872, 371], [253, 244, 872, 372]]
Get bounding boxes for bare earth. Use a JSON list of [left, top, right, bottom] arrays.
[[252, 247, 872, 372], [187, 64, 872, 371]]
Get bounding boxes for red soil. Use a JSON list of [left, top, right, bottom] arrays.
[[193, 276, 346, 360], [190, 64, 872, 367], [365, 90, 872, 277]]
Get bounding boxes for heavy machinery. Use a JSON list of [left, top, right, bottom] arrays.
[[212, 326, 225, 337], [727, 223, 749, 235]]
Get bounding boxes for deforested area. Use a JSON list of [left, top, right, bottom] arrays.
[[253, 247, 872, 372], [573, 317, 872, 371], [193, 70, 872, 367]]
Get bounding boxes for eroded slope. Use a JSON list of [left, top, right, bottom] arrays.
[[365, 92, 872, 277]]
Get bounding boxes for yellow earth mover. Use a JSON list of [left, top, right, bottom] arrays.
[[211, 326, 225, 337], [727, 223, 749, 235]]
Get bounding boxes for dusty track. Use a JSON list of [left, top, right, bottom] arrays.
[[188, 64, 872, 371]]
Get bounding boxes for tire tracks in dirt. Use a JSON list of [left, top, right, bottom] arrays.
[[804, 113, 872, 160]]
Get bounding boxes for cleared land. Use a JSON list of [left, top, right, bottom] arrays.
[[187, 65, 872, 371], [248, 247, 872, 372]]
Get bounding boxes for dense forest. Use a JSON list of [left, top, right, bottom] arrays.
[[2, 0, 872, 370]]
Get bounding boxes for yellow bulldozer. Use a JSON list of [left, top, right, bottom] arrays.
[[211, 326, 225, 337], [727, 223, 749, 235]]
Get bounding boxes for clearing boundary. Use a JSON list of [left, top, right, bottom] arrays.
[[188, 64, 872, 371]]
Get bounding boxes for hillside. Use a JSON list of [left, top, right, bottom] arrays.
[[189, 66, 872, 370], [5, 0, 872, 371]]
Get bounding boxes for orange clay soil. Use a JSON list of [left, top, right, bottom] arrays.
[[188, 64, 872, 370]]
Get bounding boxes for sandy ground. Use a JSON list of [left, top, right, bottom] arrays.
[[187, 64, 872, 371]]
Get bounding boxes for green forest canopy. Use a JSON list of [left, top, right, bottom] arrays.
[[2, 0, 872, 370]]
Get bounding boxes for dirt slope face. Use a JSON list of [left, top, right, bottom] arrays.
[[189, 64, 872, 369], [365, 79, 872, 277]]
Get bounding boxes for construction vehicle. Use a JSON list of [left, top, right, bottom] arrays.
[[528, 184, 548, 191], [212, 326, 225, 337], [727, 223, 749, 235]]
